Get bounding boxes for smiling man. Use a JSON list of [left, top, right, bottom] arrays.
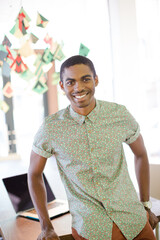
[[59, 63, 98, 115], [28, 55, 158, 240]]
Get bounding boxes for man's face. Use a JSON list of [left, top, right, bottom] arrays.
[[59, 64, 98, 115]]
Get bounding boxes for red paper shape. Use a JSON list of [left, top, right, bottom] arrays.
[[10, 54, 28, 73]]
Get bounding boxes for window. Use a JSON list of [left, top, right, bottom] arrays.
[[135, 0, 160, 162]]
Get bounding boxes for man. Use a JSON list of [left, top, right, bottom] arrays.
[[28, 55, 159, 240]]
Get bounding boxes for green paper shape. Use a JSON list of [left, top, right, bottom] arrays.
[[53, 46, 65, 61], [42, 48, 53, 64], [32, 81, 48, 94], [10, 19, 27, 37], [0, 44, 7, 52], [34, 54, 42, 66], [10, 23, 17, 35], [34, 55, 45, 79], [52, 72, 60, 85], [39, 13, 48, 22], [20, 69, 35, 81], [79, 43, 90, 57], [36, 12, 48, 28]]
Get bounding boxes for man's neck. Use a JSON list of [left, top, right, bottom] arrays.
[[71, 99, 96, 116]]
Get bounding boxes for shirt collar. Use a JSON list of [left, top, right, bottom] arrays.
[[69, 100, 100, 125]]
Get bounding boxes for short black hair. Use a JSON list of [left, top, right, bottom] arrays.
[[60, 55, 96, 82]]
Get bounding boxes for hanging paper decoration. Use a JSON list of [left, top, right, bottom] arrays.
[[52, 72, 60, 85], [34, 54, 45, 80], [2, 35, 12, 48], [79, 43, 90, 57], [2, 61, 11, 78], [50, 40, 58, 54], [10, 54, 28, 73], [0, 100, 9, 113], [53, 45, 65, 61], [20, 69, 35, 81], [44, 33, 52, 45], [18, 7, 31, 25], [10, 7, 31, 38], [6, 48, 16, 66], [3, 82, 14, 98], [32, 80, 48, 94], [0, 6, 71, 101], [30, 33, 39, 44], [10, 20, 24, 38], [36, 12, 48, 28], [18, 39, 35, 57], [42, 48, 54, 64], [0, 45, 8, 61]]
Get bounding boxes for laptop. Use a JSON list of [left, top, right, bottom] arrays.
[[2, 173, 69, 221]]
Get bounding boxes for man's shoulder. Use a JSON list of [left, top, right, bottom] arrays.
[[44, 106, 70, 124], [98, 100, 126, 112]]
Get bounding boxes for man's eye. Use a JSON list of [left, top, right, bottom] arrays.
[[83, 78, 90, 82], [66, 81, 73, 86]]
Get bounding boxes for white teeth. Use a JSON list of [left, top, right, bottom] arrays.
[[75, 94, 86, 99]]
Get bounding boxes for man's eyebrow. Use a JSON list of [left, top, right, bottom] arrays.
[[65, 75, 92, 81], [65, 78, 75, 81], [81, 74, 92, 79]]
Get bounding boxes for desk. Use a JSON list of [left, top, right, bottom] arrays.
[[0, 158, 73, 240], [0, 213, 72, 240]]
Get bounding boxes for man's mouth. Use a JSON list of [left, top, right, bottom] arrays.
[[74, 94, 87, 99], [72, 92, 88, 99]]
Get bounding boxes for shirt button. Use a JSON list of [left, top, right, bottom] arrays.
[[91, 148, 94, 152]]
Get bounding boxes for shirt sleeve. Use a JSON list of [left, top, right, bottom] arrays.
[[122, 106, 140, 145], [32, 119, 54, 158]]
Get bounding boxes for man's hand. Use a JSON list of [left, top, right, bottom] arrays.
[[146, 209, 159, 229], [37, 228, 60, 240]]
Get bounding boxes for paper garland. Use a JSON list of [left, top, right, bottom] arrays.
[[2, 35, 12, 48], [10, 7, 31, 38], [0, 100, 9, 113], [52, 72, 60, 85], [0, 6, 91, 108], [32, 80, 48, 94], [36, 12, 48, 28], [3, 82, 13, 98], [10, 54, 28, 73], [79, 43, 90, 57]]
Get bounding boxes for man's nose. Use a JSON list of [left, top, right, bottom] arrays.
[[74, 81, 84, 92]]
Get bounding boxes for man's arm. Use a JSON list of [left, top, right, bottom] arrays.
[[28, 150, 60, 240], [129, 134, 159, 229]]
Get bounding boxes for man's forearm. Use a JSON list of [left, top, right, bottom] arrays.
[[28, 172, 53, 230], [134, 153, 150, 202]]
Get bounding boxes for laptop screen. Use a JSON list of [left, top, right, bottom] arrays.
[[2, 173, 55, 213]]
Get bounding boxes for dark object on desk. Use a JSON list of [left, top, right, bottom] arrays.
[[59, 234, 74, 240], [2, 173, 69, 220]]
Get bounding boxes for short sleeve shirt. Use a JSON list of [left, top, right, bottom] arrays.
[[32, 100, 147, 240]]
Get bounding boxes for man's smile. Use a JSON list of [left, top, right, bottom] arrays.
[[72, 92, 89, 99]]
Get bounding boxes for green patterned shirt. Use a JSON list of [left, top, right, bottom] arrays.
[[32, 100, 147, 240]]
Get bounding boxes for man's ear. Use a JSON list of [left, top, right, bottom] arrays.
[[94, 75, 99, 87], [59, 80, 64, 91]]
